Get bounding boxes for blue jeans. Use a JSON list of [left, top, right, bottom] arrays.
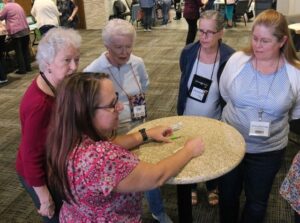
[[142, 7, 153, 29], [161, 1, 172, 25], [145, 188, 165, 216], [18, 175, 62, 223], [219, 149, 285, 223]]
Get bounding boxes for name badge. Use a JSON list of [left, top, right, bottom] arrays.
[[249, 121, 270, 137], [133, 105, 146, 118], [188, 75, 212, 103], [128, 93, 147, 121]]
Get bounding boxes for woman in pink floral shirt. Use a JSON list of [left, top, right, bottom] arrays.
[[47, 73, 205, 222]]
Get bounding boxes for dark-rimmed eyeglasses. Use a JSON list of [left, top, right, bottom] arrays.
[[94, 92, 119, 112], [198, 29, 219, 38]]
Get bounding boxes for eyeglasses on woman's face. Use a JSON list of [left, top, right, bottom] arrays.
[[95, 92, 119, 113], [198, 29, 219, 38]]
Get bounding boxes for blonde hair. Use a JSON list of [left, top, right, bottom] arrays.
[[199, 10, 225, 31], [243, 9, 300, 68]]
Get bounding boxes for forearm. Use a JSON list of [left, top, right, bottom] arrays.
[[33, 185, 55, 218], [33, 185, 53, 204], [149, 148, 193, 187], [112, 131, 143, 150], [70, 6, 78, 19], [116, 148, 193, 193]]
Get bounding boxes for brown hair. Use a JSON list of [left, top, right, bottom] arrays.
[[243, 9, 300, 68], [47, 72, 109, 203]]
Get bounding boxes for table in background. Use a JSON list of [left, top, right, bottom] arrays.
[[129, 116, 246, 223]]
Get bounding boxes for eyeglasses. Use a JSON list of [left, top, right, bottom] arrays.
[[95, 92, 119, 112], [198, 29, 219, 38]]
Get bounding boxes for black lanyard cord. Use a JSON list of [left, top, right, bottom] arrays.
[[40, 71, 56, 96], [195, 44, 220, 80]]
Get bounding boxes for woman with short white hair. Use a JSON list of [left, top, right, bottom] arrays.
[[16, 27, 81, 223]]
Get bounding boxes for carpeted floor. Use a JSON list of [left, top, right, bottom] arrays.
[[0, 21, 298, 223]]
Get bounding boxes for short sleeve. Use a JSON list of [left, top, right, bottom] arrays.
[[77, 141, 139, 197]]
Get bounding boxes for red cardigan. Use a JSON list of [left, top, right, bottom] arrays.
[[16, 78, 54, 187]]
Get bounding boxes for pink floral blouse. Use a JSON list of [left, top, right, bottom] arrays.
[[59, 136, 142, 223], [280, 151, 300, 214]]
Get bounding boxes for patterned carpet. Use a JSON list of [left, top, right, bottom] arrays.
[[0, 23, 298, 223]]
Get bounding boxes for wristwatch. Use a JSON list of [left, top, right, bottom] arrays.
[[139, 128, 148, 142]]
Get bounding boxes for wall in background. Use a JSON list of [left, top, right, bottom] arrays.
[[277, 0, 300, 15]]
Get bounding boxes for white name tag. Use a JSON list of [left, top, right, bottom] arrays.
[[133, 105, 146, 118], [190, 87, 205, 101], [249, 121, 270, 137]]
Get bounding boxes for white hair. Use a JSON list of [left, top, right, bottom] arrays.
[[36, 27, 81, 72], [102, 19, 136, 46]]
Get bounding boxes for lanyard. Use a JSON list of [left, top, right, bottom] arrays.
[[195, 44, 220, 80], [40, 72, 56, 95], [254, 57, 279, 121], [108, 64, 142, 98]]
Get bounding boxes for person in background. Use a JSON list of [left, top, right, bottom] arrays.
[[31, 0, 60, 36], [56, 0, 78, 29], [0, 22, 7, 84], [204, 0, 215, 10], [224, 0, 235, 28], [15, 27, 81, 223], [84, 18, 173, 223], [161, 0, 172, 26], [183, 0, 205, 45], [0, 0, 31, 75], [46, 72, 205, 222], [177, 10, 235, 206], [140, 0, 155, 31], [218, 9, 300, 223], [173, 0, 182, 20], [0, 57, 6, 84]]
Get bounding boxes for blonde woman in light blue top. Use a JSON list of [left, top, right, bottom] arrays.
[[218, 9, 300, 223]]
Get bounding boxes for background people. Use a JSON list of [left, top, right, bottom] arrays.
[[56, 0, 78, 29], [0, 22, 7, 84], [218, 9, 300, 223], [140, 0, 155, 31], [177, 10, 235, 206], [46, 72, 205, 222], [15, 27, 81, 223], [84, 18, 172, 223], [224, 0, 235, 28], [31, 0, 60, 36], [183, 0, 204, 45], [0, 0, 31, 74], [161, 0, 172, 26]]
